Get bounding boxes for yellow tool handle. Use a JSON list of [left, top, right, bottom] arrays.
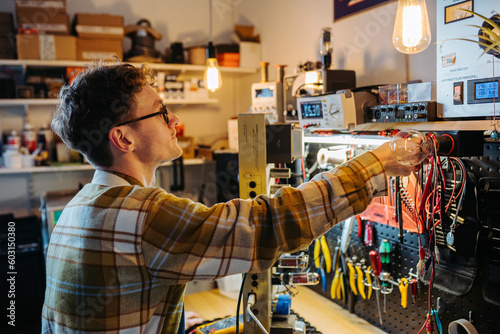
[[320, 236, 332, 273], [399, 278, 408, 309], [331, 268, 340, 299], [355, 265, 366, 299], [365, 266, 373, 299], [314, 239, 321, 268], [339, 272, 345, 301], [347, 262, 358, 295]]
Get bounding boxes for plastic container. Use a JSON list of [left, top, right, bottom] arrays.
[[21, 120, 37, 153]]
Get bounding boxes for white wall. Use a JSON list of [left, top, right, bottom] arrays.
[[1, 0, 437, 144], [233, 0, 436, 86], [0, 0, 440, 217], [2, 0, 257, 147]]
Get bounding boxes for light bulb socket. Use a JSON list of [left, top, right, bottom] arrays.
[[207, 41, 216, 59], [322, 54, 331, 69]]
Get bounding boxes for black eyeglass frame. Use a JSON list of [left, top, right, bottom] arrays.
[[116, 104, 170, 127]]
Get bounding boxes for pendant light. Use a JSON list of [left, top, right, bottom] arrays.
[[392, 0, 431, 54], [204, 0, 222, 92]]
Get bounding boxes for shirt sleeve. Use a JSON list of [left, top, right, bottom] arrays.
[[141, 151, 387, 285]]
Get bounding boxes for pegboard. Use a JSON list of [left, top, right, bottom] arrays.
[[304, 140, 500, 333], [308, 221, 500, 333]]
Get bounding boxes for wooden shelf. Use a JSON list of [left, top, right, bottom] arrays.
[[353, 120, 491, 132], [0, 99, 60, 106], [162, 98, 218, 105], [0, 158, 214, 175], [0, 98, 218, 107], [0, 59, 258, 74]]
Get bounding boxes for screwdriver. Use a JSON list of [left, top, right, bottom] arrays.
[[379, 239, 391, 278], [410, 278, 418, 303], [369, 250, 383, 325], [379, 240, 391, 313]]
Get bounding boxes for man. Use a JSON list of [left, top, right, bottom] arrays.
[[42, 63, 418, 333]]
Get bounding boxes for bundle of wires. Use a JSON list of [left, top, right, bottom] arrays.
[[414, 133, 466, 334]]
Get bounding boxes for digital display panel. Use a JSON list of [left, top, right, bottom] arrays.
[[475, 81, 499, 100], [254, 88, 273, 98], [300, 101, 323, 119]]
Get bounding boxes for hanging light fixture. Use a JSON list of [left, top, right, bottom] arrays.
[[392, 0, 431, 54], [204, 0, 222, 92]]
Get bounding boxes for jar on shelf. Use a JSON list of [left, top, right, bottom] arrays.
[[6, 130, 21, 151], [21, 120, 37, 153]]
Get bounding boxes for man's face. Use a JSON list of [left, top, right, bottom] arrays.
[[130, 85, 183, 165]]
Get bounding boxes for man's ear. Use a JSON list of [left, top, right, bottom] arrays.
[[108, 127, 135, 153]]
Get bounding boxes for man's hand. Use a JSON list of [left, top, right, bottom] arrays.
[[372, 141, 423, 176], [185, 311, 203, 330]]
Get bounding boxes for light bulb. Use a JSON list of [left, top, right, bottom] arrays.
[[204, 41, 222, 92], [392, 0, 431, 54], [204, 58, 222, 92], [389, 129, 432, 166]]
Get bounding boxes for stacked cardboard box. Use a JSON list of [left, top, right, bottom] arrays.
[[16, 0, 69, 35], [74, 13, 124, 61], [0, 12, 16, 59], [16, 0, 76, 60]]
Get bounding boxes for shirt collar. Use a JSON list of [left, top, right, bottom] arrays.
[[92, 170, 144, 187]]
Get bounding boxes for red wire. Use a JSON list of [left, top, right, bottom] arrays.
[[301, 158, 307, 182]]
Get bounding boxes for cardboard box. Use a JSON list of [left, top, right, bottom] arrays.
[[73, 13, 124, 40], [15, 0, 66, 14], [239, 41, 260, 68], [77, 37, 122, 61], [17, 34, 76, 60], [17, 11, 70, 35], [217, 53, 239, 67]]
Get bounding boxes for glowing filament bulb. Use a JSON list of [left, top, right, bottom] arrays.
[[402, 5, 422, 48], [204, 58, 222, 92], [392, 0, 431, 54]]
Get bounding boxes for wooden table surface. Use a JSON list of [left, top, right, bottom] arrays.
[[184, 286, 387, 334]]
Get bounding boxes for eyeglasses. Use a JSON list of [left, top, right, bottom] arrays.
[[117, 104, 169, 127]]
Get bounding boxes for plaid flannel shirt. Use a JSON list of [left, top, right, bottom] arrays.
[[41, 151, 387, 333]]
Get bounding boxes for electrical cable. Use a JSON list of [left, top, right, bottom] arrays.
[[235, 273, 246, 334], [301, 158, 307, 182], [246, 295, 269, 334], [208, 0, 212, 42], [431, 309, 443, 334]]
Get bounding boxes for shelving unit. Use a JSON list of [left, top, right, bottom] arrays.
[[0, 158, 212, 175], [0, 58, 253, 217], [0, 59, 257, 108], [0, 99, 60, 106], [0, 98, 219, 106], [0, 59, 258, 74]]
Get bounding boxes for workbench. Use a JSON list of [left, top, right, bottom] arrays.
[[184, 286, 387, 334]]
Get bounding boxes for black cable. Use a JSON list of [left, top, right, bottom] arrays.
[[235, 273, 247, 334]]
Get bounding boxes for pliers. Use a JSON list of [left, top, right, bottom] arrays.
[[331, 267, 345, 300], [314, 235, 332, 291]]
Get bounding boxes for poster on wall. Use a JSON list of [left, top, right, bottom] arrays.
[[334, 0, 394, 21]]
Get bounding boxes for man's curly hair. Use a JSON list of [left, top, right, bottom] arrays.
[[52, 63, 154, 167]]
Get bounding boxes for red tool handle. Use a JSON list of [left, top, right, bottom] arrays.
[[410, 278, 418, 295], [356, 215, 363, 238], [364, 221, 373, 246], [369, 250, 381, 277]]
